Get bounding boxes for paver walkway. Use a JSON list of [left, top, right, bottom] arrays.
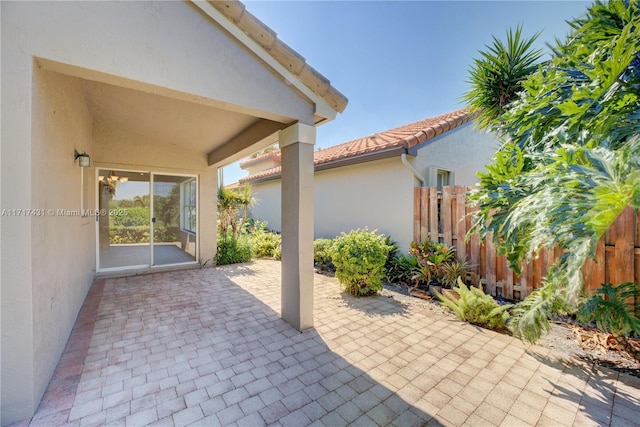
[[15, 260, 640, 426]]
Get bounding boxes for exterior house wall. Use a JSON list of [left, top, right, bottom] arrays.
[[314, 159, 415, 251], [250, 158, 416, 253], [413, 122, 500, 187], [28, 69, 97, 416], [1, 1, 316, 423], [247, 124, 499, 255], [252, 180, 283, 232]]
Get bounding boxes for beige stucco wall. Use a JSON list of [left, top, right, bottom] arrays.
[[249, 125, 499, 255], [250, 158, 416, 252], [413, 122, 500, 187], [1, 1, 317, 424], [251, 180, 283, 232], [29, 68, 97, 417]]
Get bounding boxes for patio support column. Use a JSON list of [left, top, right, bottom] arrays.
[[279, 122, 316, 332]]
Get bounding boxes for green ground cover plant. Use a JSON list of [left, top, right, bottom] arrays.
[[438, 278, 512, 331]]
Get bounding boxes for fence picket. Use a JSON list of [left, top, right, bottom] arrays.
[[455, 186, 467, 261], [442, 187, 452, 247], [429, 187, 439, 243]]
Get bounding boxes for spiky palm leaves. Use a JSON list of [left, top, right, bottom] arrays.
[[462, 25, 543, 130]]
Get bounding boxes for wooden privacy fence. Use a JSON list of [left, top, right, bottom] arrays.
[[414, 186, 640, 301]]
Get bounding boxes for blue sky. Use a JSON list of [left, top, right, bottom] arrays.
[[222, 0, 591, 184]]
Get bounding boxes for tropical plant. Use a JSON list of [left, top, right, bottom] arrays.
[[577, 283, 640, 361], [441, 259, 473, 288], [438, 278, 513, 331], [330, 229, 392, 296], [462, 25, 543, 130], [464, 0, 640, 342], [385, 254, 420, 287], [217, 184, 255, 238], [409, 238, 456, 286]]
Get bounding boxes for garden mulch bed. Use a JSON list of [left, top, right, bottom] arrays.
[[381, 282, 640, 378]]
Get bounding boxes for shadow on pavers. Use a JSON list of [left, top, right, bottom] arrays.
[[30, 266, 436, 426]]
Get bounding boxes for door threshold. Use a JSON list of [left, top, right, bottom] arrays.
[[96, 262, 200, 279]]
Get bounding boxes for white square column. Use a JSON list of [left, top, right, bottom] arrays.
[[279, 123, 316, 331]]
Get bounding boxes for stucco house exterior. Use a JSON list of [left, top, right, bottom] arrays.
[[240, 109, 500, 252], [1, 1, 346, 424]]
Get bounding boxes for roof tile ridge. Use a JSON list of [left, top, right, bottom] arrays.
[[239, 149, 282, 168], [240, 164, 282, 183], [398, 108, 471, 148]]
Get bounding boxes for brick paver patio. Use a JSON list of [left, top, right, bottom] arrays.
[[16, 260, 640, 426]]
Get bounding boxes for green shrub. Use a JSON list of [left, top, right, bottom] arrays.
[[251, 230, 282, 259], [438, 278, 512, 331], [110, 207, 150, 227], [216, 234, 253, 265], [330, 229, 392, 296], [314, 238, 335, 270], [109, 226, 149, 244]]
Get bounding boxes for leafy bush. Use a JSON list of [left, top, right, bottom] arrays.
[[314, 238, 335, 271], [109, 226, 149, 244], [216, 234, 253, 265], [251, 230, 282, 259], [330, 229, 392, 296], [110, 207, 150, 227], [385, 255, 420, 287], [438, 278, 512, 331], [109, 226, 180, 244]]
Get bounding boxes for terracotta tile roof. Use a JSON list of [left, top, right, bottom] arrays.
[[239, 150, 282, 169], [240, 108, 472, 184], [209, 0, 348, 113]]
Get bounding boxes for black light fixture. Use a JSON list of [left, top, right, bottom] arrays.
[[74, 150, 91, 167]]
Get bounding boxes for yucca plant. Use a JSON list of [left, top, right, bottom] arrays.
[[577, 283, 640, 361], [462, 25, 543, 130]]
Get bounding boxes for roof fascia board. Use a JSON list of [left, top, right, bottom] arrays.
[[315, 146, 405, 171], [243, 145, 405, 184], [191, 1, 338, 122]]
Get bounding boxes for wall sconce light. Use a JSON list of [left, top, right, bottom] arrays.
[[74, 150, 91, 167]]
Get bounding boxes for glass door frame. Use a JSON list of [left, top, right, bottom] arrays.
[[95, 168, 199, 273]]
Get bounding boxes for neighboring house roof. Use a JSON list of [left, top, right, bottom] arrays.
[[240, 150, 282, 169], [240, 108, 472, 184], [209, 1, 347, 114]]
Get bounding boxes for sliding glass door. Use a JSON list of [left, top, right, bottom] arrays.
[[97, 169, 197, 271], [152, 174, 197, 266]]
